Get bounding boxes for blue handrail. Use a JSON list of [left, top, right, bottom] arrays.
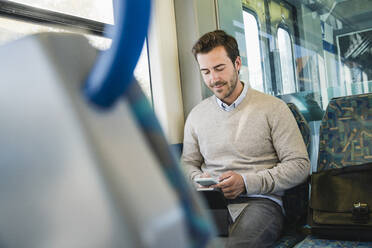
[[83, 1, 213, 246], [84, 0, 151, 108]]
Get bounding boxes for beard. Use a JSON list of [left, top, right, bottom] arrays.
[[211, 70, 238, 100]]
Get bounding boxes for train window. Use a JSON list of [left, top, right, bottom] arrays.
[[0, 1, 153, 104], [242, 10, 265, 92], [277, 27, 296, 94], [338, 30, 372, 96], [0, 17, 111, 50], [9, 0, 114, 24]]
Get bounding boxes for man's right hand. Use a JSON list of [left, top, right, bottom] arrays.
[[216, 171, 246, 199]]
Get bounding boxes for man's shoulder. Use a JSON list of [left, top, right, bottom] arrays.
[[184, 96, 215, 130], [249, 88, 286, 107], [188, 96, 215, 117]]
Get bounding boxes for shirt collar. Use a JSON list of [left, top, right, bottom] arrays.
[[215, 82, 248, 111]]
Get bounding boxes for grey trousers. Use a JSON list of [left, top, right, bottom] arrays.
[[226, 198, 284, 248]]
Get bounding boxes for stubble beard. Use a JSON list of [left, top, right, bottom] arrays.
[[220, 70, 238, 101]]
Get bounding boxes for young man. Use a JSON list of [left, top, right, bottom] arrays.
[[182, 30, 310, 247]]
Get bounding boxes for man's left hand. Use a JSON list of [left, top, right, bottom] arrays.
[[216, 171, 246, 199]]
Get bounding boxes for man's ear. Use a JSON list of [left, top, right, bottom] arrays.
[[234, 56, 242, 73]]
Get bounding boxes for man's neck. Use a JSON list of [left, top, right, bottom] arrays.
[[222, 80, 244, 105]]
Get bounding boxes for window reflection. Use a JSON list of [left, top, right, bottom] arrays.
[[242, 11, 264, 92], [278, 27, 296, 94], [338, 30, 372, 96]]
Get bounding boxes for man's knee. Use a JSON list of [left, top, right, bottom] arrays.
[[227, 198, 284, 248]]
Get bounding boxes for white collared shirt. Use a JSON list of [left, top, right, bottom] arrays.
[[215, 81, 249, 111]]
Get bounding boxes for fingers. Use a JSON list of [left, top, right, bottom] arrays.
[[219, 171, 234, 181], [219, 183, 238, 194], [200, 173, 211, 178], [224, 192, 239, 199], [216, 171, 246, 199], [217, 178, 236, 198], [222, 187, 243, 199], [222, 188, 240, 199], [216, 171, 234, 188], [216, 172, 235, 188]]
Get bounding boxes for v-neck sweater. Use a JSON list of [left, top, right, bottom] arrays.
[[182, 87, 310, 202]]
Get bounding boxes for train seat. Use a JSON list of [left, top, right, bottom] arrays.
[[274, 103, 311, 248], [316, 93, 372, 171], [277, 92, 324, 173], [286, 103, 311, 153], [277, 91, 324, 123], [294, 93, 372, 247]]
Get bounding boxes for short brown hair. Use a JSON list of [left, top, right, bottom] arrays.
[[192, 30, 240, 64]]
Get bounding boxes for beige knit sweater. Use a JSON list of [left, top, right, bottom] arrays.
[[182, 87, 310, 201]]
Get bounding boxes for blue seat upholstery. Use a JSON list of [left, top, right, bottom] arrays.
[[317, 93, 372, 171], [287, 103, 311, 153], [274, 103, 311, 247], [170, 143, 183, 160], [295, 93, 372, 247], [277, 91, 324, 122]]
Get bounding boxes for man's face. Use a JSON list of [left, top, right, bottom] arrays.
[[197, 46, 241, 104]]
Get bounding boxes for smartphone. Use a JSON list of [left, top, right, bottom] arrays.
[[194, 177, 219, 187]]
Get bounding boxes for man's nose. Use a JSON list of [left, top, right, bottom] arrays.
[[210, 71, 219, 83]]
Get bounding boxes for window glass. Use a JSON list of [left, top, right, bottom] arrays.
[[278, 27, 296, 94], [0, 17, 111, 50], [339, 31, 372, 96], [242, 11, 264, 92], [10, 0, 114, 24], [0, 16, 152, 104]]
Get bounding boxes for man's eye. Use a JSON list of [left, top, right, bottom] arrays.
[[215, 67, 224, 71], [202, 71, 210, 75]]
